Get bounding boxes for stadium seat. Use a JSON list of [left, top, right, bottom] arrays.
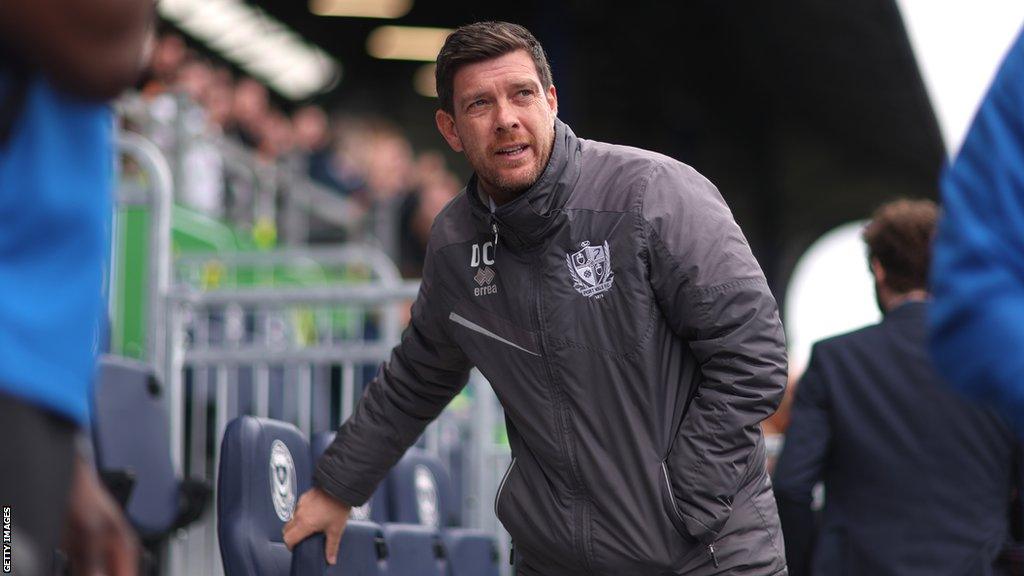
[[311, 431, 391, 523], [290, 520, 389, 576], [92, 356, 210, 540], [388, 448, 500, 576], [218, 416, 310, 576], [381, 523, 446, 576], [441, 530, 500, 576], [387, 447, 455, 528]]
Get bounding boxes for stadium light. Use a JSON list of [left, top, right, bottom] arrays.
[[310, 0, 413, 19], [159, 0, 341, 100], [895, 0, 1024, 156], [367, 26, 453, 61]]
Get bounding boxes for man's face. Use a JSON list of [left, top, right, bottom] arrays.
[[435, 49, 558, 203]]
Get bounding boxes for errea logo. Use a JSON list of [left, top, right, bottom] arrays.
[[471, 242, 498, 296]]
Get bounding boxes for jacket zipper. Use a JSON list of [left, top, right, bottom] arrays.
[[662, 462, 718, 568], [494, 457, 517, 516], [531, 248, 592, 570]]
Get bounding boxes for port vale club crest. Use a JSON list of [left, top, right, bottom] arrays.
[[566, 241, 615, 298]]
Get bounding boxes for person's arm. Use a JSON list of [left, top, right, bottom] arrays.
[[285, 240, 472, 563], [0, 0, 154, 101], [643, 161, 788, 546], [772, 350, 833, 576], [930, 29, 1024, 434]]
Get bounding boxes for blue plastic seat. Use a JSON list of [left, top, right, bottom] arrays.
[[381, 523, 446, 576], [218, 416, 310, 576], [387, 448, 455, 528], [92, 355, 209, 540], [387, 448, 500, 576], [311, 431, 391, 523]]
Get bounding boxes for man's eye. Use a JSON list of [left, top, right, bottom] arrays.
[[468, 99, 487, 109], [517, 89, 533, 97]]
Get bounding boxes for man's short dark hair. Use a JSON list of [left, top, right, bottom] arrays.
[[435, 21, 553, 115], [862, 199, 939, 293]]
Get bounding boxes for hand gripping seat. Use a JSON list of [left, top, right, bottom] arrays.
[[290, 520, 389, 576]]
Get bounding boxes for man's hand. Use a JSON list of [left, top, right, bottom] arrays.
[[62, 456, 141, 576], [283, 487, 352, 565]]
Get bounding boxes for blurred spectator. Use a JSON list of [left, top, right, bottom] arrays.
[[399, 151, 460, 277], [0, 0, 151, 573], [140, 33, 186, 97], [174, 58, 214, 103], [773, 199, 1021, 576], [293, 104, 330, 155], [257, 110, 295, 162], [315, 114, 372, 197], [930, 27, 1024, 438], [363, 120, 415, 202], [202, 71, 234, 130], [228, 77, 269, 149]]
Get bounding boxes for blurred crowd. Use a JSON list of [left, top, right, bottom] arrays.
[[126, 32, 463, 278]]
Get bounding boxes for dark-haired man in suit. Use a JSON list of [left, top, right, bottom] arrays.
[[774, 199, 1020, 576]]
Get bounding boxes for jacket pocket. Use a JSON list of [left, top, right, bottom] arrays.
[[494, 457, 518, 517], [659, 460, 691, 542]]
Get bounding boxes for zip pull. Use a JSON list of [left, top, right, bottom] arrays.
[[491, 221, 499, 254], [707, 543, 719, 568]]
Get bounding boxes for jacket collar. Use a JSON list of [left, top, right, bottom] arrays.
[[467, 118, 582, 249], [883, 299, 929, 322]]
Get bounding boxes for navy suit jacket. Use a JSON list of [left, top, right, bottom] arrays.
[[774, 301, 1019, 576]]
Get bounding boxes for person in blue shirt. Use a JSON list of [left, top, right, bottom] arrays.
[[930, 27, 1024, 436], [0, 1, 152, 574]]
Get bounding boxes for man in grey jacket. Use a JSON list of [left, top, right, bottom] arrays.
[[285, 21, 788, 576]]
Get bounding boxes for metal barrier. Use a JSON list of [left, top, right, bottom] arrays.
[[115, 132, 174, 374], [165, 278, 419, 576]]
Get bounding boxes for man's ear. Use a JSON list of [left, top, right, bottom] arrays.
[[546, 84, 558, 117], [870, 257, 886, 286], [435, 109, 463, 152]]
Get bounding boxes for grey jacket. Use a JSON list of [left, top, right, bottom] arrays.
[[316, 119, 789, 576]]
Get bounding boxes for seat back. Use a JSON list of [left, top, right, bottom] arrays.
[[387, 448, 455, 528], [312, 431, 390, 523], [442, 529, 500, 576], [290, 520, 389, 576], [93, 356, 178, 537], [218, 416, 310, 576], [381, 524, 445, 576]]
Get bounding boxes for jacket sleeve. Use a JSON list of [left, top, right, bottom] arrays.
[[314, 245, 472, 506], [642, 161, 788, 544], [772, 347, 832, 576], [930, 29, 1024, 436]]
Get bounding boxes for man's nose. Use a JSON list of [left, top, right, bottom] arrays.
[[494, 99, 519, 132]]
